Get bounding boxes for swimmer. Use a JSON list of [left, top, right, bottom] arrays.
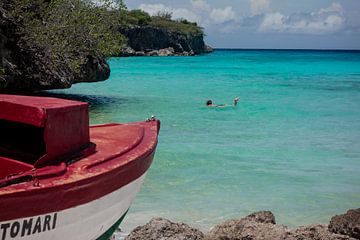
[[206, 97, 240, 107]]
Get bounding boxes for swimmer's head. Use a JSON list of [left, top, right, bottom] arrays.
[[206, 100, 213, 106]]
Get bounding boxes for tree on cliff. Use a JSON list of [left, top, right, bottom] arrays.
[[0, 0, 126, 91]]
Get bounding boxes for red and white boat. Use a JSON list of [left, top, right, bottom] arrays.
[[0, 94, 160, 240]]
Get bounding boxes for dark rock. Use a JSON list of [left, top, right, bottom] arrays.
[[329, 208, 360, 239], [244, 210, 276, 224], [118, 26, 209, 56], [205, 211, 356, 240], [125, 218, 205, 240], [290, 225, 356, 240], [205, 211, 290, 240]]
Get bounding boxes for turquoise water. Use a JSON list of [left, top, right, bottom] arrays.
[[54, 50, 360, 231]]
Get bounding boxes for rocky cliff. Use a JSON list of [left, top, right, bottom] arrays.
[[119, 26, 212, 57], [1, 3, 211, 92], [0, 6, 110, 92]]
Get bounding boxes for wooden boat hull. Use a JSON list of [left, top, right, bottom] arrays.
[[0, 120, 160, 240], [0, 172, 146, 240]]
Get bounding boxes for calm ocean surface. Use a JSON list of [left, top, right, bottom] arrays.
[[54, 50, 360, 232]]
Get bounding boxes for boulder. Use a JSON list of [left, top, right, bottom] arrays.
[[158, 47, 175, 56], [146, 50, 159, 56], [119, 46, 136, 57], [205, 211, 356, 240], [290, 225, 356, 240], [329, 208, 360, 239], [125, 218, 205, 240], [205, 211, 291, 240]]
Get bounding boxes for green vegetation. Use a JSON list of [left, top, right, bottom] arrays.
[[1, 0, 203, 88], [121, 10, 204, 37], [3, 0, 126, 74]]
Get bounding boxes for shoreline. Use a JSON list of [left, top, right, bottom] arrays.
[[112, 208, 360, 240]]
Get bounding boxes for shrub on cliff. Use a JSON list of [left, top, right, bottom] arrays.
[[8, 0, 124, 73], [119, 8, 204, 37], [1, 0, 125, 91]]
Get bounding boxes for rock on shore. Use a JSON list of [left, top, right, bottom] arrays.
[[125, 218, 204, 240], [123, 209, 360, 240], [329, 208, 360, 239]]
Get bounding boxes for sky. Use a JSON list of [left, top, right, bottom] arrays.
[[124, 0, 360, 49]]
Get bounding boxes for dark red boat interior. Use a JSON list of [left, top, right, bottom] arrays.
[[0, 95, 92, 180], [0, 119, 46, 164]]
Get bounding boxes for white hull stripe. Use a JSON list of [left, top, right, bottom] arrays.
[[0, 173, 147, 240]]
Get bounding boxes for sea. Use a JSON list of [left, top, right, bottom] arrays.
[[51, 49, 360, 234]]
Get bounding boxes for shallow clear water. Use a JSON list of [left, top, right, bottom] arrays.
[[53, 50, 360, 232]]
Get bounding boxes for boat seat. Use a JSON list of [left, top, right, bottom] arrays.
[[0, 156, 33, 180]]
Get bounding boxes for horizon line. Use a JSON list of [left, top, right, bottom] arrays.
[[213, 48, 360, 51]]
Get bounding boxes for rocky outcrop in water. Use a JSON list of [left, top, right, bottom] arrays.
[[118, 26, 212, 57], [123, 210, 359, 240]]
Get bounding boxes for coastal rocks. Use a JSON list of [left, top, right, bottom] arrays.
[[124, 210, 359, 240], [205, 211, 290, 240], [291, 225, 356, 240], [119, 46, 195, 57], [118, 26, 210, 57], [125, 218, 204, 240], [328, 208, 360, 239]]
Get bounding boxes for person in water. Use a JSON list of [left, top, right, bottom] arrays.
[[206, 97, 240, 107]]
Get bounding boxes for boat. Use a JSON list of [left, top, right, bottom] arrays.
[[0, 94, 160, 240]]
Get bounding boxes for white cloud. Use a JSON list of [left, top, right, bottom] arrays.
[[138, 0, 239, 30], [319, 2, 343, 14], [250, 0, 270, 15], [258, 2, 346, 34], [138, 3, 200, 23], [210, 6, 237, 24], [191, 0, 211, 13]]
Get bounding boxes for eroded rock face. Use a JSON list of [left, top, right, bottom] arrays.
[[125, 218, 205, 240], [329, 208, 360, 239], [118, 26, 210, 57]]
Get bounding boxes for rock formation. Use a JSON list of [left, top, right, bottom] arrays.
[[118, 26, 211, 57], [123, 210, 360, 240], [125, 218, 204, 240], [329, 208, 360, 239]]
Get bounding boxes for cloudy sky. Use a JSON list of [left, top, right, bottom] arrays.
[[124, 0, 360, 49]]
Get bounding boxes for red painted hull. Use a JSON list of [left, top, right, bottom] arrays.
[[0, 120, 160, 222]]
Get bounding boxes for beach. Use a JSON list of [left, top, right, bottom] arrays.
[[51, 49, 360, 234]]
